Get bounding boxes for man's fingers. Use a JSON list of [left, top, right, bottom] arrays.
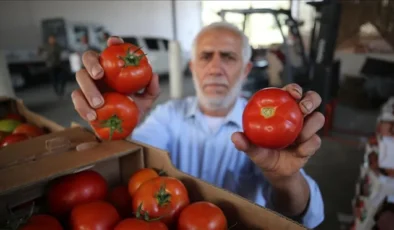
[[294, 134, 321, 158], [282, 83, 303, 100], [76, 69, 104, 108], [82, 50, 103, 80], [299, 91, 322, 115], [297, 112, 325, 143], [107, 36, 124, 47], [133, 73, 160, 115], [71, 89, 97, 122], [144, 73, 161, 98]]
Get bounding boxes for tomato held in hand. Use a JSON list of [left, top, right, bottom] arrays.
[[114, 218, 168, 230], [90, 92, 139, 141], [128, 168, 159, 196], [19, 214, 63, 230], [100, 43, 153, 95], [242, 88, 303, 149], [132, 177, 190, 226], [48, 170, 108, 216], [108, 185, 132, 218], [0, 133, 29, 147], [13, 124, 45, 137], [177, 201, 227, 230], [70, 201, 120, 230]]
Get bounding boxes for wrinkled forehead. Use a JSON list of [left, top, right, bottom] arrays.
[[195, 29, 243, 56]]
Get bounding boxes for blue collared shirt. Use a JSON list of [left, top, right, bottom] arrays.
[[131, 96, 324, 228]]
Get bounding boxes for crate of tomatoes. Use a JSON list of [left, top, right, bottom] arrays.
[[0, 96, 65, 148], [0, 126, 306, 230]]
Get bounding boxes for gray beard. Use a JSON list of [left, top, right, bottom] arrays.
[[192, 73, 245, 111]]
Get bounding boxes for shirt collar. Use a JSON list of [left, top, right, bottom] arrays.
[[185, 97, 244, 128]]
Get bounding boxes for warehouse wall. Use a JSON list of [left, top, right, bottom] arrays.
[[0, 0, 202, 52]]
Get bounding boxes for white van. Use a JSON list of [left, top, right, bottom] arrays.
[[121, 36, 190, 76]]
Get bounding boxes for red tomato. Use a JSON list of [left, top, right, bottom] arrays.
[[89, 92, 139, 141], [177, 201, 227, 230], [108, 185, 132, 218], [242, 88, 303, 149], [0, 131, 8, 141], [0, 133, 29, 147], [70, 201, 120, 230], [100, 43, 153, 94], [132, 177, 190, 226], [13, 124, 45, 137], [128, 168, 159, 196], [48, 170, 108, 216], [114, 218, 168, 230], [368, 136, 378, 145], [4, 113, 24, 122], [19, 214, 63, 230]]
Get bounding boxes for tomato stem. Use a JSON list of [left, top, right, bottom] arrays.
[[135, 202, 166, 222], [100, 114, 123, 140], [158, 169, 167, 176], [228, 222, 238, 230], [119, 46, 147, 67], [1, 202, 36, 230], [155, 184, 171, 207], [260, 107, 276, 119]]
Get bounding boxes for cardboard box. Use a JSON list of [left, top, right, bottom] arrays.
[[0, 127, 307, 230], [0, 96, 65, 134]]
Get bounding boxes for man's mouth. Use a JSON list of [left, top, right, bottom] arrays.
[[204, 84, 228, 88]]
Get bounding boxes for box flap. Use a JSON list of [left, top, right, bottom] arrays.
[[130, 140, 308, 230], [0, 127, 94, 169], [0, 132, 141, 195]]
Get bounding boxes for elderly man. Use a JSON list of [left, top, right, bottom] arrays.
[[71, 22, 325, 228]]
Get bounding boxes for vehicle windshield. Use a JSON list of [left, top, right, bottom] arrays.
[[202, 1, 291, 49]]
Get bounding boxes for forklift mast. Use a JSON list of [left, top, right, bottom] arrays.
[[218, 8, 309, 85], [307, 0, 342, 113]]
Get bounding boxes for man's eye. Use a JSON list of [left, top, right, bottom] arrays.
[[223, 55, 235, 61], [200, 55, 210, 60]]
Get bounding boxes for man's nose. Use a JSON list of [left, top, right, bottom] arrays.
[[208, 54, 222, 76]]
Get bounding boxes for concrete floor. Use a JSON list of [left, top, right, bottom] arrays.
[[14, 77, 379, 230]]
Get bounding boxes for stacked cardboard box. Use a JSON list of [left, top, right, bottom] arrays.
[[350, 97, 394, 230], [0, 97, 65, 146], [0, 99, 308, 230]]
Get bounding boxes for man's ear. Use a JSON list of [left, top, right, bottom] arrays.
[[242, 61, 253, 80]]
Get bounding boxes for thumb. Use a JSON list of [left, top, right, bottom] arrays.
[[231, 132, 259, 155], [231, 132, 271, 164], [107, 36, 124, 47]]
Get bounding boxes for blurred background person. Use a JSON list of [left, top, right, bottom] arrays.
[[38, 34, 67, 97]]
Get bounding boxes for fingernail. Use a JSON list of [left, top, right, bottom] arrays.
[[92, 97, 103, 107], [293, 85, 302, 95], [113, 36, 124, 42], [87, 112, 96, 121], [302, 100, 313, 111], [92, 65, 102, 79]]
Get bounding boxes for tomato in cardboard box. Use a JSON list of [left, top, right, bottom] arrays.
[[0, 127, 308, 230]]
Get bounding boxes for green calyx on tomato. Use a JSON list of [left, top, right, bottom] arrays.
[[260, 107, 276, 119], [100, 114, 123, 141], [155, 184, 171, 207], [135, 203, 164, 222], [119, 47, 146, 67]]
